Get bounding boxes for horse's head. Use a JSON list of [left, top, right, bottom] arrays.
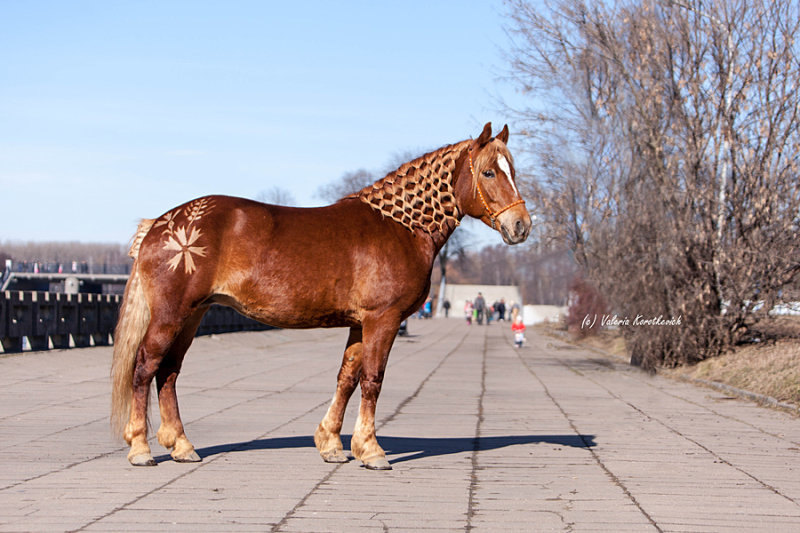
[[460, 122, 532, 245]]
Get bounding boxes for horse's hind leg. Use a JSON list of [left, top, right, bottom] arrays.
[[155, 308, 207, 463], [125, 317, 186, 466], [314, 327, 362, 463]]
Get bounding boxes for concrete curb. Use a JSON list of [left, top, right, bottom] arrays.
[[674, 374, 800, 415]]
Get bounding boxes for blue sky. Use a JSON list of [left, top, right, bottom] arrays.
[[1, 1, 529, 244]]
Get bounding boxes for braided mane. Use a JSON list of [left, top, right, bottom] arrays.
[[351, 140, 470, 236]]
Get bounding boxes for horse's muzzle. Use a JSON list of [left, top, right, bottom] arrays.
[[498, 208, 532, 245]]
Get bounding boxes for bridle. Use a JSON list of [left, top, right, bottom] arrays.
[[468, 147, 526, 230]]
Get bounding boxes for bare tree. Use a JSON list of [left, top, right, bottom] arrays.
[[315, 149, 432, 203], [433, 229, 470, 313], [505, 0, 800, 368], [432, 239, 575, 306], [256, 186, 296, 206], [315, 169, 376, 203], [514, 246, 576, 305]]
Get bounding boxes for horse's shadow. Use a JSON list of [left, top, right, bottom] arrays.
[[158, 434, 596, 465]]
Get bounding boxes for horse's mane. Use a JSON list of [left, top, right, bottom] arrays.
[[350, 140, 472, 236]]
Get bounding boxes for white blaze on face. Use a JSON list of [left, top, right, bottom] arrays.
[[497, 155, 519, 197]]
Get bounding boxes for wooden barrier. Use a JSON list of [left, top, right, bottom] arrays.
[[0, 291, 272, 354]]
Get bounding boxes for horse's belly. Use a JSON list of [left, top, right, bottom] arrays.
[[210, 285, 361, 329], [245, 305, 359, 329]]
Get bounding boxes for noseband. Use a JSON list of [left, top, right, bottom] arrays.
[[468, 148, 526, 230]]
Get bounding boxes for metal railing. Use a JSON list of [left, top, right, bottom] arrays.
[[0, 291, 272, 354]]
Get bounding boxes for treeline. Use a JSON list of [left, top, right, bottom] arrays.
[[433, 242, 576, 306], [0, 241, 131, 273], [0, 237, 575, 305]]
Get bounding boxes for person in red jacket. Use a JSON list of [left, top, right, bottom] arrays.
[[512, 315, 526, 348]]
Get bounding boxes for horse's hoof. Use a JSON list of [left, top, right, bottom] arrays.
[[173, 450, 202, 463], [362, 456, 392, 470], [320, 449, 349, 463], [129, 453, 157, 467]]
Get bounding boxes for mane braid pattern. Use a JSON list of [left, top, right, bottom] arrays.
[[352, 141, 468, 236]]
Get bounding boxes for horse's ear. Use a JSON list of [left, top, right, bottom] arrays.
[[497, 124, 509, 144], [476, 122, 493, 146]]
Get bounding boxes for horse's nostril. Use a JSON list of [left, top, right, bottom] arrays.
[[515, 219, 525, 236]]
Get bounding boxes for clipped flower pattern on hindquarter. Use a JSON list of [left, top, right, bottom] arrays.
[[154, 198, 214, 275], [163, 225, 207, 274]]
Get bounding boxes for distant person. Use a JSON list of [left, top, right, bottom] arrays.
[[496, 298, 506, 321], [443, 299, 451, 317], [423, 297, 432, 318], [464, 300, 473, 325], [510, 301, 521, 323], [512, 315, 526, 348], [474, 292, 486, 325]]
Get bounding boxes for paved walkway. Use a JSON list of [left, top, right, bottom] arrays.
[[1, 319, 799, 532]]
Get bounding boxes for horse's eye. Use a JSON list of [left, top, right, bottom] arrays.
[[483, 170, 495, 179]]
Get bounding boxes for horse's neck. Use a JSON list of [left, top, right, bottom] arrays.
[[352, 141, 469, 244]]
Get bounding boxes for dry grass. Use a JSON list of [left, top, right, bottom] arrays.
[[671, 316, 800, 407], [668, 340, 800, 407], [573, 328, 629, 360]]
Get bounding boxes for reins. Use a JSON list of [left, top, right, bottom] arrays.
[[468, 147, 525, 230]]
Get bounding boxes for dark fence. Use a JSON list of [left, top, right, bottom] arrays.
[[0, 291, 273, 354]]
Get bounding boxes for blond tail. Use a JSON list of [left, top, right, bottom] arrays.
[[110, 219, 155, 439]]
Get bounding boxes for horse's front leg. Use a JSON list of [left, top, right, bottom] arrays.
[[351, 318, 399, 470], [315, 327, 362, 463]]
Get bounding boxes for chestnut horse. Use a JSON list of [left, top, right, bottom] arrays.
[[111, 123, 531, 470]]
